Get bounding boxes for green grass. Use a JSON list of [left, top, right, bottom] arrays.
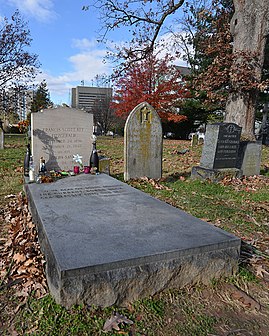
[[1, 135, 269, 335], [0, 134, 25, 205]]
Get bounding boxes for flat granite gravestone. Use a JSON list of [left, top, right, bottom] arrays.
[[124, 102, 162, 181], [200, 123, 242, 169], [31, 107, 93, 173], [25, 174, 241, 308], [237, 141, 262, 176]]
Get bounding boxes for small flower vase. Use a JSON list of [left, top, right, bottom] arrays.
[[73, 166, 80, 174], [84, 166, 90, 174]]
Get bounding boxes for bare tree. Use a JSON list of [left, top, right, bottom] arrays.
[[0, 10, 40, 89], [91, 94, 113, 134], [85, 0, 269, 138]]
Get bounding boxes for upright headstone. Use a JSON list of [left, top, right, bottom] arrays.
[[0, 129, 3, 149], [262, 124, 269, 145], [200, 123, 242, 169], [191, 134, 198, 147], [192, 123, 242, 181], [237, 141, 262, 176], [124, 102, 162, 181], [31, 107, 93, 173]]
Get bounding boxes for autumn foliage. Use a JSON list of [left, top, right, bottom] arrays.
[[111, 54, 189, 123]]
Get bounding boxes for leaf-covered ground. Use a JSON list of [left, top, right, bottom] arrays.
[[1, 135, 269, 335]]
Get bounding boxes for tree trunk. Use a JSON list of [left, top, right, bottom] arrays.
[[225, 0, 269, 139]]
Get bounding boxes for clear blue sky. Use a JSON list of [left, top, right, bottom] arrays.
[[0, 0, 187, 105]]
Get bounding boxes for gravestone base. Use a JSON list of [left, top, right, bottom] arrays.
[[191, 166, 242, 182], [25, 174, 240, 308], [47, 246, 239, 308]]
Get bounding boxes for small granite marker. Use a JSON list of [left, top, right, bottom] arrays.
[[124, 102, 162, 181], [31, 107, 93, 173]]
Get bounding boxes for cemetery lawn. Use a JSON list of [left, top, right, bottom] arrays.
[[0, 134, 269, 336]]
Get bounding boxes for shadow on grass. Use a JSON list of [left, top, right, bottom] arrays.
[[260, 167, 269, 176], [160, 171, 192, 183]]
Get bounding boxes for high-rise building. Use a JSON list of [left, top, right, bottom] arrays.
[[71, 86, 112, 112]]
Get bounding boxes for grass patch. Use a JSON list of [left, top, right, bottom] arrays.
[[0, 136, 26, 213]]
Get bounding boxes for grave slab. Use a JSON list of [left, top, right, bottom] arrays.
[[25, 174, 241, 308]]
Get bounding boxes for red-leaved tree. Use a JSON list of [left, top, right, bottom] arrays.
[[111, 54, 189, 123]]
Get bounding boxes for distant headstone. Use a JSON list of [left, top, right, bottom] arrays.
[[237, 141, 262, 176], [124, 102, 162, 181], [262, 127, 269, 145], [200, 123, 242, 169], [191, 134, 198, 147], [99, 157, 110, 175], [0, 129, 3, 149], [31, 107, 93, 173]]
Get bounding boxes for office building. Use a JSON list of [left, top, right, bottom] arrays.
[[71, 86, 112, 112]]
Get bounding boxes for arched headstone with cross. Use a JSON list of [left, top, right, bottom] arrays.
[[124, 102, 163, 181]]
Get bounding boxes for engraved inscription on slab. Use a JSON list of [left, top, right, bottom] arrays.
[[31, 107, 93, 173], [40, 185, 128, 199]]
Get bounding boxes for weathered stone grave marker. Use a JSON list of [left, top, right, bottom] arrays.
[[0, 128, 3, 149], [191, 134, 198, 147], [192, 123, 242, 181], [124, 102, 162, 181], [31, 107, 93, 173], [237, 141, 262, 176]]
